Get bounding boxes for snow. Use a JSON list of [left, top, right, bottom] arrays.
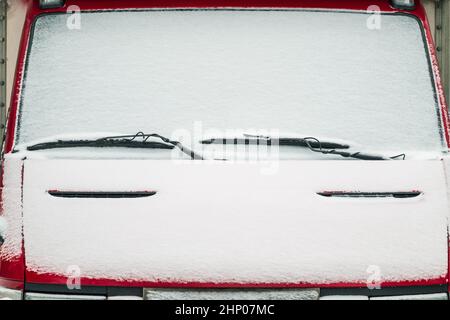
[[0, 154, 24, 261], [17, 10, 444, 157], [145, 288, 319, 300], [21, 159, 448, 284], [442, 158, 450, 220], [0, 216, 7, 238]]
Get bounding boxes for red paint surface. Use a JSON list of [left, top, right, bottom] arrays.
[[0, 258, 25, 285], [25, 270, 447, 289], [0, 0, 448, 290]]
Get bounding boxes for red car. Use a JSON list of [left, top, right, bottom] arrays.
[[0, 0, 449, 300]]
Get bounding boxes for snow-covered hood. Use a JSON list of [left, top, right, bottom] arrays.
[[18, 159, 449, 285]]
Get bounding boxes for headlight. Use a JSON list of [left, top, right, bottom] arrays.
[[0, 286, 23, 300]]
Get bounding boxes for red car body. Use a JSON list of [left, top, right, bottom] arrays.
[[0, 0, 449, 297]]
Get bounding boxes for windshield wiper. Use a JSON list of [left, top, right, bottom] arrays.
[[200, 134, 350, 150], [26, 132, 204, 160], [199, 134, 405, 161], [302, 137, 405, 160], [26, 139, 174, 151]]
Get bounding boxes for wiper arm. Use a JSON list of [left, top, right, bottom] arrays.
[[26, 132, 204, 160], [97, 132, 204, 160]]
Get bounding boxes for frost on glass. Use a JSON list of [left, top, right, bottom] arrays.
[[17, 10, 442, 153]]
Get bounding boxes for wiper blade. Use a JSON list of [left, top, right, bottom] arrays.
[[200, 134, 349, 149], [27, 139, 174, 151], [199, 134, 405, 161], [26, 132, 204, 160], [303, 137, 405, 160]]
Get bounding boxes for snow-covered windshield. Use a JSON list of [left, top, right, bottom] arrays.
[[16, 10, 444, 157]]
